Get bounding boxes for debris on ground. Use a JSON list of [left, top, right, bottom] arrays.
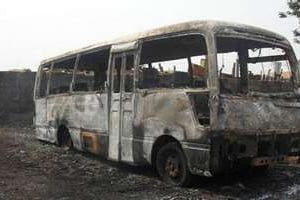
[[1, 126, 300, 199]]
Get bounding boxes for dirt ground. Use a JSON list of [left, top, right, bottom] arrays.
[[1, 125, 300, 199]]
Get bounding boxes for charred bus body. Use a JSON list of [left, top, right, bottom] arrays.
[[34, 21, 300, 186]]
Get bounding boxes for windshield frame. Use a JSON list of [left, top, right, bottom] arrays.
[[214, 30, 298, 95]]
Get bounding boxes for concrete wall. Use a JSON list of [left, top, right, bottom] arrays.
[[0, 71, 36, 125]]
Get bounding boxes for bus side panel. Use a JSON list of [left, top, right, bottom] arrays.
[[120, 93, 134, 163], [129, 91, 212, 176], [131, 92, 203, 164], [73, 93, 109, 157], [74, 93, 108, 132], [47, 95, 73, 144], [35, 98, 55, 142], [46, 93, 109, 156]]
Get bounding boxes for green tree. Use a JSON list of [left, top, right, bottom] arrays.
[[280, 0, 300, 43]]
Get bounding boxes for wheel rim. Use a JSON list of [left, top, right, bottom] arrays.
[[164, 152, 182, 181]]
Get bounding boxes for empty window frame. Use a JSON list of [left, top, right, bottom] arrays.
[[217, 37, 293, 94], [139, 34, 208, 89], [124, 54, 134, 92], [113, 57, 122, 93], [36, 64, 51, 98], [113, 53, 135, 93], [73, 48, 110, 92], [49, 57, 76, 95]]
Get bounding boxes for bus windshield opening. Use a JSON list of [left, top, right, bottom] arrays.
[[217, 36, 293, 94]]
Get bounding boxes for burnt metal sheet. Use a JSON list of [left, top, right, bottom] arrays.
[[216, 95, 300, 134]]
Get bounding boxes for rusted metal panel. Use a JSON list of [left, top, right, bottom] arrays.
[[216, 95, 300, 133], [251, 156, 299, 166], [39, 93, 108, 151], [131, 90, 211, 169], [134, 91, 200, 140], [81, 131, 101, 154]]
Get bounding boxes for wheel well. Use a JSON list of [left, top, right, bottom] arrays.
[[57, 125, 70, 146], [151, 135, 180, 166]]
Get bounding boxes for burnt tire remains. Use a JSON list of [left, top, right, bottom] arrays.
[[156, 142, 191, 186]]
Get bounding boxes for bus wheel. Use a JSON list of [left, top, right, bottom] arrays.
[[156, 142, 191, 186], [58, 127, 73, 150]]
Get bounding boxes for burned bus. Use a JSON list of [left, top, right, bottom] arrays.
[[34, 20, 300, 186]]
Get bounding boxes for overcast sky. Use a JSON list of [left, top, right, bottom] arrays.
[[0, 0, 299, 71]]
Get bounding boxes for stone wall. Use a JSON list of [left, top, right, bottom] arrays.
[[0, 71, 36, 125]]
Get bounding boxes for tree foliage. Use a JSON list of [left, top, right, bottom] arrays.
[[280, 0, 300, 43]]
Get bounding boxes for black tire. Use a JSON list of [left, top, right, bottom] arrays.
[[156, 142, 191, 186]]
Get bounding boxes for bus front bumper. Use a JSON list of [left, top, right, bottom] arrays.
[[251, 155, 299, 166]]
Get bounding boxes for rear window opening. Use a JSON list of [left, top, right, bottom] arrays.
[[217, 37, 293, 94], [36, 65, 51, 98]]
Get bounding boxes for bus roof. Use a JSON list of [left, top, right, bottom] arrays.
[[40, 20, 289, 65]]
